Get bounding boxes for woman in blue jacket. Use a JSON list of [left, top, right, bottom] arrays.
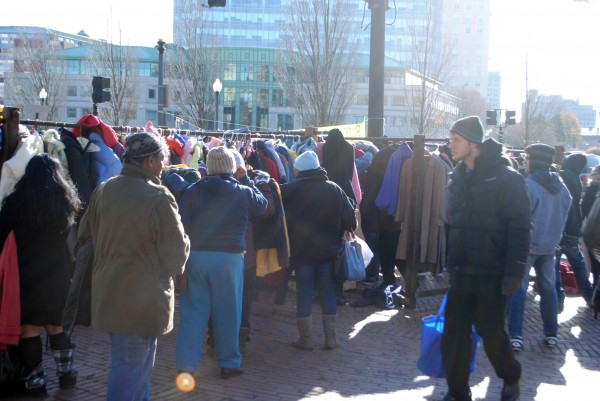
[[175, 147, 268, 380]]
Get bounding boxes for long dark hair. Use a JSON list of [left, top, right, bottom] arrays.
[[4, 154, 82, 232]]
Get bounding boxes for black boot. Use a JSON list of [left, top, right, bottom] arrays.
[[49, 332, 78, 389], [52, 348, 77, 389], [19, 336, 47, 397], [22, 363, 48, 397]]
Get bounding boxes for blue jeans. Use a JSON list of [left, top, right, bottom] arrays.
[[555, 236, 594, 304], [175, 251, 243, 372], [295, 262, 336, 318], [107, 333, 157, 401], [508, 254, 558, 338]]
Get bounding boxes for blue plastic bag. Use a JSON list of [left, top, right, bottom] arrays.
[[335, 239, 366, 281], [416, 294, 479, 378]]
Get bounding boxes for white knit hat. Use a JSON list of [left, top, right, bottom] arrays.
[[294, 150, 320, 172], [207, 146, 236, 175]]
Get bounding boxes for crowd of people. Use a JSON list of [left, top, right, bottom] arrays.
[[0, 113, 598, 401]]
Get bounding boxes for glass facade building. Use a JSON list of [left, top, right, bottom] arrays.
[[173, 0, 490, 132]]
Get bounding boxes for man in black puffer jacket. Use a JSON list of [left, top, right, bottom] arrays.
[[554, 153, 595, 311], [441, 116, 531, 401]]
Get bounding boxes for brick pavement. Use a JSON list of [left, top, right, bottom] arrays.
[[8, 275, 600, 401]]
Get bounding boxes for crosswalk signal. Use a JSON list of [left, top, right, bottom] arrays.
[[505, 110, 516, 125], [486, 110, 497, 126], [92, 76, 111, 104]]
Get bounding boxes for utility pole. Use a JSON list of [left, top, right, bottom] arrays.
[[366, 0, 388, 138]]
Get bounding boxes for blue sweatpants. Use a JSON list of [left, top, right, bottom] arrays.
[[175, 250, 244, 372]]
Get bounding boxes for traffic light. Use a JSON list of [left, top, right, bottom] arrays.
[[92, 76, 111, 104], [207, 0, 226, 6], [505, 110, 516, 125], [486, 110, 497, 126]]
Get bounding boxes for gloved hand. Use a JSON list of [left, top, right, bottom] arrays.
[[501, 275, 522, 297]]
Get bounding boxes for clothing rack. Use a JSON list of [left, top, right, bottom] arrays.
[[1, 108, 447, 306]]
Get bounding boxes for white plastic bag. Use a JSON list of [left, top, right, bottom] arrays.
[[355, 236, 373, 267]]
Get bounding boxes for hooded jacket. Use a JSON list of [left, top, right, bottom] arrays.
[[526, 171, 572, 254], [446, 138, 531, 278], [281, 167, 357, 264], [559, 153, 587, 237], [321, 130, 356, 204], [178, 174, 268, 253]]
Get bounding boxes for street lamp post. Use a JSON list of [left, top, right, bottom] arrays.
[[39, 88, 47, 105], [212, 78, 222, 130], [157, 39, 166, 127]]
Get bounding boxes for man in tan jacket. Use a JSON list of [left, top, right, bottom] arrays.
[[78, 132, 190, 401]]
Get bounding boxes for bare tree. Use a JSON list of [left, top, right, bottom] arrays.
[[6, 28, 66, 120], [518, 89, 565, 146], [453, 87, 487, 119], [166, 0, 213, 130], [552, 111, 582, 148], [402, 0, 455, 138], [275, 0, 358, 127], [91, 33, 139, 126]]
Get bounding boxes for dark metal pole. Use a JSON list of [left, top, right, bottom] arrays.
[[93, 103, 98, 117], [367, 0, 387, 138], [157, 39, 166, 127]]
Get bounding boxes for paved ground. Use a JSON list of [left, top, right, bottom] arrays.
[[7, 273, 600, 401]]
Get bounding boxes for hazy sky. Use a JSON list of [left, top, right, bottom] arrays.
[[3, 0, 600, 120]]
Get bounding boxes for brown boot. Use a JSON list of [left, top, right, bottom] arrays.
[[291, 316, 313, 351], [323, 314, 338, 350]]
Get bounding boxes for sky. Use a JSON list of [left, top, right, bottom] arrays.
[[2, 0, 600, 120]]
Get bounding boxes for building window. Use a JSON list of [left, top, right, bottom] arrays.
[[139, 62, 158, 77], [277, 114, 294, 130], [355, 94, 368, 105], [240, 64, 254, 81], [224, 64, 237, 80], [147, 110, 157, 121], [240, 89, 253, 126], [258, 89, 269, 108], [67, 107, 77, 118], [66, 60, 81, 74], [149, 89, 156, 99], [67, 86, 77, 97], [272, 89, 285, 107], [257, 65, 269, 82], [391, 96, 406, 106], [82, 107, 92, 115], [126, 109, 137, 120], [224, 88, 236, 107]]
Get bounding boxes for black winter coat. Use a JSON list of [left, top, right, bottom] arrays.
[[281, 168, 357, 264], [559, 153, 587, 237], [446, 139, 530, 278], [321, 130, 356, 204], [359, 144, 401, 232], [60, 128, 94, 211]]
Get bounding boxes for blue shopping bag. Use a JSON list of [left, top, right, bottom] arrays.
[[416, 294, 479, 378]]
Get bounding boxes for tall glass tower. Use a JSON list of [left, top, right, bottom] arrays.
[[172, 0, 490, 131]]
